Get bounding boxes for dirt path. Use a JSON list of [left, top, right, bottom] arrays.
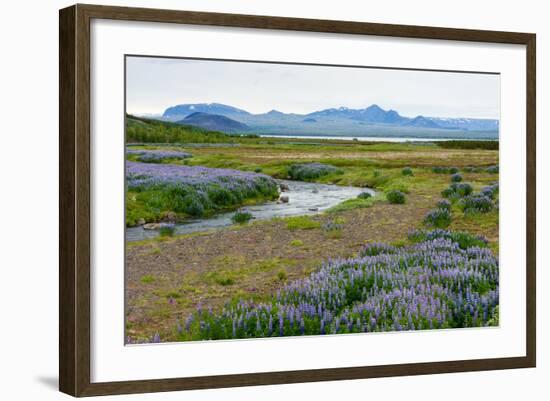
[[125, 192, 434, 340]]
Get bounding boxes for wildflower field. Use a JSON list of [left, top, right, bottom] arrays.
[[124, 117, 499, 343]]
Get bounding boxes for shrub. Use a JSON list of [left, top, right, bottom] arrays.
[[424, 208, 452, 228], [386, 190, 406, 204], [159, 223, 175, 237], [442, 182, 473, 198], [480, 183, 499, 199], [288, 162, 342, 181], [254, 167, 263, 173], [232, 210, 253, 224], [402, 167, 413, 176], [436, 199, 451, 211], [449, 167, 459, 174], [357, 191, 372, 200], [408, 229, 488, 249], [486, 165, 499, 174], [451, 173, 463, 182], [459, 195, 493, 214], [432, 166, 447, 174]]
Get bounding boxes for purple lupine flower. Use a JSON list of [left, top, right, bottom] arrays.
[[176, 229, 498, 340]]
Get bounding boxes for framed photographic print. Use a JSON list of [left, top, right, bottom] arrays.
[[59, 4, 536, 397]]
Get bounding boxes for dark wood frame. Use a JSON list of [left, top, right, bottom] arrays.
[[59, 3, 536, 397]]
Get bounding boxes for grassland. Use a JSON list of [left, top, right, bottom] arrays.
[[125, 122, 499, 342]]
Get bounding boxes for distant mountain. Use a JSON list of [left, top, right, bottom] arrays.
[[178, 112, 250, 133], [157, 102, 498, 139], [164, 103, 250, 121], [428, 117, 499, 131], [306, 104, 407, 124], [404, 116, 442, 129]]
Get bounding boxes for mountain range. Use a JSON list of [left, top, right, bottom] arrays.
[[155, 103, 499, 139]]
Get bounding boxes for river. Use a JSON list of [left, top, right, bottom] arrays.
[[126, 180, 371, 242]]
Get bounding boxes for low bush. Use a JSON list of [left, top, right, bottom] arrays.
[[402, 167, 413, 176], [288, 162, 342, 181], [432, 166, 459, 174], [486, 165, 499, 174], [480, 183, 499, 199], [442, 182, 473, 199], [451, 173, 463, 182], [459, 195, 493, 214], [423, 208, 452, 228], [386, 190, 406, 204], [436, 199, 452, 211], [232, 210, 253, 224], [159, 223, 176, 237], [357, 191, 372, 200]]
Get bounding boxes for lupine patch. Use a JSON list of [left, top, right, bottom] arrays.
[[442, 182, 473, 199], [480, 183, 499, 200], [436, 199, 451, 211], [127, 149, 192, 163], [288, 163, 343, 181], [459, 195, 493, 214], [423, 208, 452, 228], [126, 162, 278, 225], [177, 231, 498, 341], [408, 229, 488, 250]]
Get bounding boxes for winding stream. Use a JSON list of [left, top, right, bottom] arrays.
[[126, 180, 372, 242]]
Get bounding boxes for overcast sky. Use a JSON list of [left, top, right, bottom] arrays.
[[126, 56, 500, 119]]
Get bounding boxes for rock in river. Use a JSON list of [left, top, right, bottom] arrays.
[[279, 195, 289, 203], [279, 182, 289, 192]]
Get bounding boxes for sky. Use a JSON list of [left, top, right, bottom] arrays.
[[126, 56, 500, 119]]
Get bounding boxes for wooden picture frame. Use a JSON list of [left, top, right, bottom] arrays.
[[59, 3, 536, 397]]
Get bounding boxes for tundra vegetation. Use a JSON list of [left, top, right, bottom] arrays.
[[124, 117, 499, 343]]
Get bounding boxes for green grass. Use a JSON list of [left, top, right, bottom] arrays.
[[289, 239, 304, 246], [327, 194, 381, 213], [202, 257, 296, 287], [140, 275, 156, 284], [285, 216, 321, 230]]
